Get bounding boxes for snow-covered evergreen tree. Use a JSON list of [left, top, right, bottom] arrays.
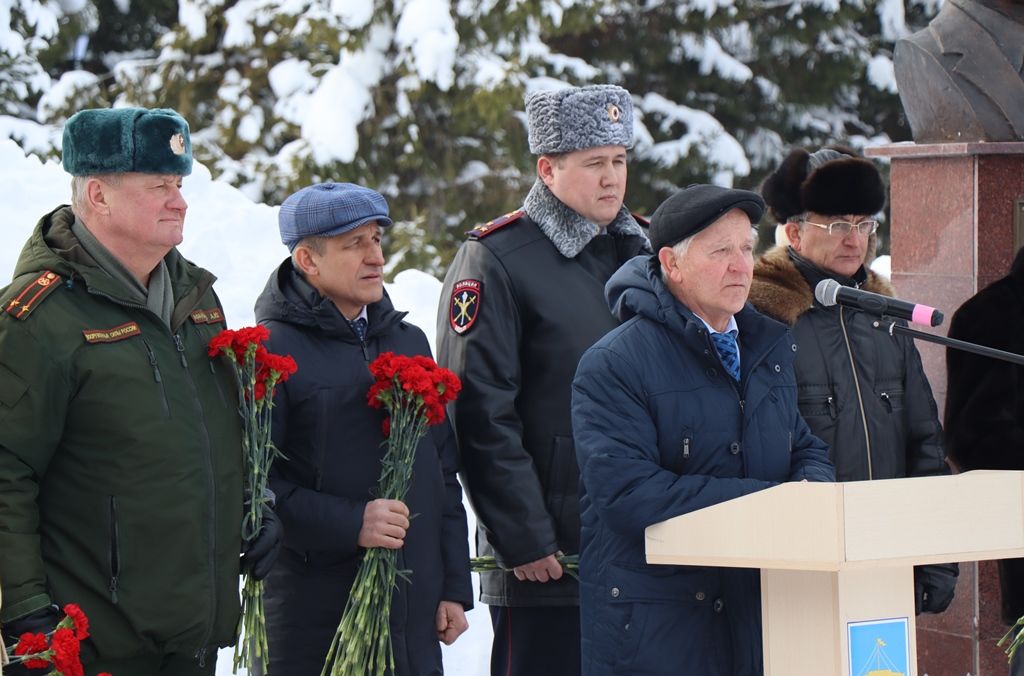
[[0, 0, 940, 273]]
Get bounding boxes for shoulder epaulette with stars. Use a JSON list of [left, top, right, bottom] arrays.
[[466, 209, 525, 239], [631, 211, 650, 227], [4, 271, 63, 321]]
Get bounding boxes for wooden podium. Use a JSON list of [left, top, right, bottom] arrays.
[[646, 471, 1024, 675]]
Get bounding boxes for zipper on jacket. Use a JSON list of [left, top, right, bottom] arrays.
[[840, 307, 873, 479], [85, 281, 220, 652], [173, 333, 188, 368], [209, 359, 228, 406], [178, 343, 220, 658], [825, 396, 838, 420], [143, 339, 171, 418], [880, 392, 893, 412], [108, 496, 121, 604], [682, 437, 691, 460]]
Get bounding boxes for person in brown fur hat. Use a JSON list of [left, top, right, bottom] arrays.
[[748, 146, 959, 616]]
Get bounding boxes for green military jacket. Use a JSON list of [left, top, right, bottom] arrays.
[[0, 206, 243, 662]]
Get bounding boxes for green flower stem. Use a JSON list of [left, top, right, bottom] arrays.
[[219, 343, 284, 675], [469, 554, 581, 582], [322, 386, 432, 676]]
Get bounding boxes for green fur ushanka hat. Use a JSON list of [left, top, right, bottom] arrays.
[[61, 107, 193, 176]]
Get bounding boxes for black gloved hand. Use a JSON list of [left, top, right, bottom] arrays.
[[240, 505, 284, 580], [914, 562, 959, 614], [2, 605, 62, 675]]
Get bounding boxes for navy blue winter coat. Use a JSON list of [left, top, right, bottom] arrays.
[[254, 259, 473, 675], [571, 256, 834, 676]]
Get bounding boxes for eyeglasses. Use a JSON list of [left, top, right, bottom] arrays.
[[801, 218, 879, 237]]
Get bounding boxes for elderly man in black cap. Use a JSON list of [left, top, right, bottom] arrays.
[[254, 182, 473, 675], [436, 84, 650, 675], [0, 107, 279, 675], [571, 185, 834, 676], [747, 147, 957, 616]]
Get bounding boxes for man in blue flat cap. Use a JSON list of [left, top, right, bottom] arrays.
[[254, 182, 473, 674], [0, 107, 281, 675], [571, 185, 835, 676]]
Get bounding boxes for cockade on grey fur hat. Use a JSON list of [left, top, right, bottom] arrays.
[[526, 84, 634, 155], [62, 107, 193, 176]]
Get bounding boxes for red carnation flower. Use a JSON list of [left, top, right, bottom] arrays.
[[13, 631, 50, 669], [61, 603, 89, 640]]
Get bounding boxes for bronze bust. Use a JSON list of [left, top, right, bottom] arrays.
[[894, 0, 1024, 142]]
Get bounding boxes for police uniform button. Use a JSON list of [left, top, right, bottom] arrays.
[[730, 442, 740, 454], [611, 587, 620, 598], [774, 364, 782, 373], [791, 343, 798, 352], [706, 368, 717, 378], [714, 598, 725, 612], [695, 591, 706, 601]]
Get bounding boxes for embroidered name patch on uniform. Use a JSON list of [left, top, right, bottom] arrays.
[[82, 322, 141, 344], [190, 308, 225, 325], [449, 279, 482, 335]]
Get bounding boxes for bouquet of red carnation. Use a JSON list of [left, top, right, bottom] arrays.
[[208, 326, 297, 674], [3, 604, 112, 676], [321, 352, 460, 676]]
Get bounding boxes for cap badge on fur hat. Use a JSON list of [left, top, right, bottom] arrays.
[[526, 84, 634, 155], [170, 133, 186, 156], [62, 107, 193, 176]]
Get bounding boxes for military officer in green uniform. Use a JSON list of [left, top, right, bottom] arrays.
[[0, 107, 281, 676]]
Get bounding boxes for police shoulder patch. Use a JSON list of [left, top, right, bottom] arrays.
[[4, 271, 63, 321], [467, 210, 525, 239], [449, 279, 482, 335]]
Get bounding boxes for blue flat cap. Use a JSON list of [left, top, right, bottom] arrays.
[[62, 107, 193, 176], [649, 184, 765, 250], [279, 183, 393, 251]]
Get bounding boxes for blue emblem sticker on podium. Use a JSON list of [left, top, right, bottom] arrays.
[[848, 617, 910, 676]]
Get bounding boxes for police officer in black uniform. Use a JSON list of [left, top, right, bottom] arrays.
[[436, 85, 650, 676]]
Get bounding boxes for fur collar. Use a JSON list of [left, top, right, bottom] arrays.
[[522, 179, 647, 258], [749, 245, 894, 326]]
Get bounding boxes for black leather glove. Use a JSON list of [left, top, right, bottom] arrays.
[[240, 505, 284, 580], [2, 605, 62, 675], [914, 563, 959, 614]]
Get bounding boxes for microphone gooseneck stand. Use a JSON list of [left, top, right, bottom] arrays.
[[872, 318, 1024, 367]]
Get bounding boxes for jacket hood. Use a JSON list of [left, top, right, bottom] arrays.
[[606, 255, 673, 324], [11, 205, 214, 325], [254, 257, 407, 341], [749, 245, 894, 326], [606, 255, 720, 338]]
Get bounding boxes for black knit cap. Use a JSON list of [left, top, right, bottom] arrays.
[[649, 184, 765, 251]]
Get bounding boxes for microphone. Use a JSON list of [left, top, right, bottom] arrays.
[[814, 279, 943, 327]]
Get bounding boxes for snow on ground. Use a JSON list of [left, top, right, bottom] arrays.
[[0, 139, 491, 675]]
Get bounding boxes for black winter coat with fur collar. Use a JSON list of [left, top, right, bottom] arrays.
[[748, 246, 947, 483]]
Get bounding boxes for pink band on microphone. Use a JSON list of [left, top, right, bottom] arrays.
[[912, 304, 936, 325]]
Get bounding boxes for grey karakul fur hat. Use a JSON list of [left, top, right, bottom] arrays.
[[760, 147, 886, 223], [526, 84, 634, 155]]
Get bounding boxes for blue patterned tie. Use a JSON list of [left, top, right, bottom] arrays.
[[711, 329, 740, 382], [350, 317, 367, 342]]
